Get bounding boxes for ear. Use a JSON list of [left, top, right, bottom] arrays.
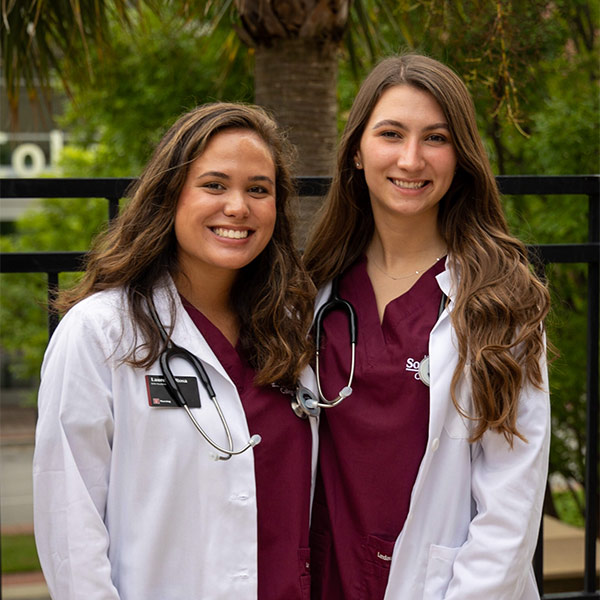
[[354, 151, 363, 169]]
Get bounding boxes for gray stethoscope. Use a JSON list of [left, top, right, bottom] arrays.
[[148, 299, 261, 461], [291, 277, 449, 419]]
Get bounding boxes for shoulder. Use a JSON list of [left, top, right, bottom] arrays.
[[64, 288, 127, 324], [53, 288, 130, 348]]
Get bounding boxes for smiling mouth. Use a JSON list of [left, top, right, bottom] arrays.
[[212, 227, 252, 239], [390, 179, 429, 189]]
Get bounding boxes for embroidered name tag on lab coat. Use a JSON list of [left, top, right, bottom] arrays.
[[145, 375, 201, 408]]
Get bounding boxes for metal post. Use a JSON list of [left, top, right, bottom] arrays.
[[108, 196, 120, 223], [48, 272, 59, 338], [583, 192, 599, 594]]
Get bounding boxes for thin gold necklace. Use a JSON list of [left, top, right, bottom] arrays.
[[370, 255, 444, 281]]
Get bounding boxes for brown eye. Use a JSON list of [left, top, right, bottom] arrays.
[[427, 134, 448, 143], [202, 182, 225, 190]]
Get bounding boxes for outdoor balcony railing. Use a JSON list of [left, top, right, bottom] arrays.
[[1, 175, 598, 598]]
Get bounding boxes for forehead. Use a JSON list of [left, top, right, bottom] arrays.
[[187, 128, 276, 173], [367, 84, 446, 124], [202, 127, 271, 155]]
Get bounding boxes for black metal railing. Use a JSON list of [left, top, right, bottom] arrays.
[[1, 175, 599, 598]]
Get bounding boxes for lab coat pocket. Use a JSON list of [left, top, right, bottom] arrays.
[[423, 543, 460, 599], [359, 534, 395, 600], [298, 547, 311, 599]]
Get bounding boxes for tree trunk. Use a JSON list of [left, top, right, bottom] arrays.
[[254, 38, 339, 242], [234, 0, 349, 242], [254, 38, 339, 177]]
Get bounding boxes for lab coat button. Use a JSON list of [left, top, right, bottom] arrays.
[[431, 438, 440, 451]]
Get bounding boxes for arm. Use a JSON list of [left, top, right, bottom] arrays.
[[444, 356, 550, 599], [33, 305, 121, 599]]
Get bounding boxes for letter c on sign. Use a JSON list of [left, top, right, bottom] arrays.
[[12, 143, 46, 176]]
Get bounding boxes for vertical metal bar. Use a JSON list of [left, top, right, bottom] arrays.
[[534, 256, 548, 597], [48, 272, 59, 338], [108, 196, 120, 223], [583, 193, 599, 593], [534, 516, 544, 595]]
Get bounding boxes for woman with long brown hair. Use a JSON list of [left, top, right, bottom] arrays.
[[33, 102, 317, 599], [303, 54, 550, 599]]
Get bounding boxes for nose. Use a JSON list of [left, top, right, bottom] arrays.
[[224, 190, 250, 218], [397, 139, 425, 172]]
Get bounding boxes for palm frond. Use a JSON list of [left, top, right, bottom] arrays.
[[1, 0, 137, 121]]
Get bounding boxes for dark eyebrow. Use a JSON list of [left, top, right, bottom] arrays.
[[371, 119, 450, 131], [249, 175, 275, 185], [195, 171, 229, 180], [195, 172, 275, 185]]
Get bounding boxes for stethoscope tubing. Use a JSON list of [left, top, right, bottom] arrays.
[[306, 276, 449, 418], [312, 277, 358, 409], [148, 297, 261, 461]]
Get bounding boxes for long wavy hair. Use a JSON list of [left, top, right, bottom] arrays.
[[303, 54, 550, 443], [56, 102, 315, 388]]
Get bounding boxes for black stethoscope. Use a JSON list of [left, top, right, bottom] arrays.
[[291, 277, 449, 419], [147, 298, 261, 461]]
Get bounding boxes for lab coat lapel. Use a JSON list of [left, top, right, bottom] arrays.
[[151, 279, 235, 386], [315, 281, 333, 315], [428, 259, 457, 436], [408, 262, 458, 503]]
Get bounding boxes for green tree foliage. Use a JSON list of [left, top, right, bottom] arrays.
[[494, 7, 598, 516], [1, 0, 132, 119], [59, 6, 253, 176]]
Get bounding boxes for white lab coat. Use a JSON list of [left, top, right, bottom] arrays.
[[315, 259, 550, 600], [33, 278, 318, 600]]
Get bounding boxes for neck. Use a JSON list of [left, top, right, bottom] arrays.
[[173, 269, 239, 346], [368, 223, 446, 271], [366, 216, 446, 323]]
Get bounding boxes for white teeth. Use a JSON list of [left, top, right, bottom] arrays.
[[392, 179, 427, 189], [213, 227, 249, 239]]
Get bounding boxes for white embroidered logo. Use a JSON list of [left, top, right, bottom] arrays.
[[405, 357, 422, 380]]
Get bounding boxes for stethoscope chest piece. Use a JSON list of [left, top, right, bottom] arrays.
[[418, 355, 431, 387], [291, 386, 321, 419]]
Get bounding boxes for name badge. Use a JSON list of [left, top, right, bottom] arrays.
[[145, 375, 201, 408]]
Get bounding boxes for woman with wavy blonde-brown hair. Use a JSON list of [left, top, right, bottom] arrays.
[[304, 54, 550, 600], [34, 102, 317, 600]]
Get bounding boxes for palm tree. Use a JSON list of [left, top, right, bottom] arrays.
[[234, 1, 349, 177], [3, 1, 384, 174], [1, 0, 132, 122]]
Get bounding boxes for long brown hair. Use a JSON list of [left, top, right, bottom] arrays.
[[304, 54, 550, 443], [56, 102, 315, 388]]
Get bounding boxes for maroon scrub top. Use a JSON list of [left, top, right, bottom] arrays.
[[310, 256, 445, 600], [182, 298, 313, 600]]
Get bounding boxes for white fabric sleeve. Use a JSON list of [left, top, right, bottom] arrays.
[[33, 306, 121, 599], [444, 356, 550, 600]]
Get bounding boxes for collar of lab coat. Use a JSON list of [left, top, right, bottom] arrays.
[[435, 255, 456, 300], [150, 275, 236, 389], [152, 274, 319, 406]]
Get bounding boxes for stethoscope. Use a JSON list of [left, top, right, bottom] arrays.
[[292, 277, 449, 419], [147, 299, 261, 461]]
